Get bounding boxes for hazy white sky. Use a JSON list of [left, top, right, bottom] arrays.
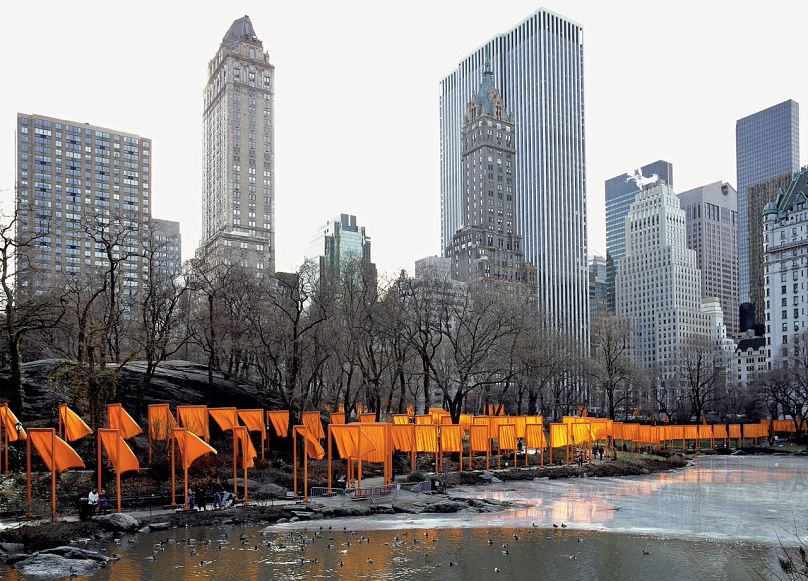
[[1, 1, 805, 276]]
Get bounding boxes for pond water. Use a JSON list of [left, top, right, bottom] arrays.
[[6, 455, 806, 580]]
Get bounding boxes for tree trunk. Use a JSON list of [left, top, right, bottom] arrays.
[[8, 336, 23, 416]]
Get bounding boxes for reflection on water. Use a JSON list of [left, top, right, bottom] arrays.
[[4, 524, 778, 581], [4, 456, 804, 580]]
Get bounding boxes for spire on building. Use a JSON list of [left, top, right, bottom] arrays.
[[222, 15, 260, 47]]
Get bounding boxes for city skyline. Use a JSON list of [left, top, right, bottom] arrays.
[[1, 1, 807, 278]]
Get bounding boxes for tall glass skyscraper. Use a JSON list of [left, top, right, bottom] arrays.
[[736, 100, 799, 308], [440, 9, 587, 348], [604, 160, 673, 313]]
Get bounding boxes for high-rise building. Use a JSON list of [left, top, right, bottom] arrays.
[[306, 214, 376, 287], [736, 100, 800, 308], [445, 64, 536, 287], [199, 15, 274, 273], [616, 181, 710, 400], [15, 113, 152, 297], [588, 254, 607, 331], [763, 167, 808, 367], [151, 218, 182, 279], [605, 160, 673, 313], [744, 173, 794, 329], [440, 9, 587, 348], [678, 181, 739, 337], [415, 256, 452, 281]]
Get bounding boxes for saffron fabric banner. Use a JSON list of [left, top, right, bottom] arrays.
[[0, 404, 26, 441], [148, 404, 176, 442], [173, 428, 217, 470], [59, 405, 92, 442], [29, 429, 85, 473], [107, 403, 143, 440], [301, 411, 325, 440], [267, 411, 290, 437], [98, 429, 139, 474], [177, 406, 210, 441]]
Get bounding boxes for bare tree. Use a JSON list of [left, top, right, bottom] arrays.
[[586, 316, 635, 419], [679, 338, 722, 424], [0, 206, 65, 414]]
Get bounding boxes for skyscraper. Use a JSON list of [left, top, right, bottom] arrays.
[[151, 218, 182, 279], [678, 181, 739, 337], [15, 114, 152, 297], [616, 181, 710, 400], [605, 160, 673, 313], [199, 15, 275, 273], [440, 9, 587, 348], [306, 214, 376, 287], [763, 167, 808, 366], [736, 100, 800, 309], [588, 254, 607, 330], [445, 64, 536, 287]]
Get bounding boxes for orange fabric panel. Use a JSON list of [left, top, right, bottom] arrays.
[[525, 424, 547, 449], [550, 423, 570, 448], [59, 405, 92, 442], [177, 406, 209, 441], [513, 416, 527, 439], [774, 419, 795, 433], [729, 424, 742, 439], [331, 425, 375, 459], [572, 423, 593, 444], [440, 425, 463, 453], [712, 424, 728, 439], [590, 419, 609, 440], [360, 413, 377, 424], [302, 427, 325, 460], [173, 428, 217, 470], [356, 402, 364, 415], [107, 403, 143, 440], [611, 422, 624, 440], [746, 423, 768, 438], [29, 429, 85, 473], [490, 417, 512, 441], [330, 412, 346, 425], [406, 405, 414, 417], [459, 414, 473, 431], [563, 416, 586, 424], [498, 424, 517, 451], [472, 416, 490, 426], [238, 409, 266, 437], [98, 429, 139, 475], [622, 423, 639, 442], [440, 415, 453, 425], [415, 424, 438, 453], [392, 414, 410, 425], [236, 427, 257, 469], [360, 424, 387, 463], [670, 425, 685, 440], [391, 424, 415, 452], [0, 404, 26, 441], [267, 410, 290, 437], [414, 414, 432, 425], [338, 403, 346, 413], [684, 425, 699, 440], [469, 425, 489, 452], [209, 407, 238, 432], [698, 425, 713, 440], [148, 404, 176, 442], [301, 411, 325, 440]]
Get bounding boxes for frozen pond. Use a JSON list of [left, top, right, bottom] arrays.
[[5, 455, 805, 580]]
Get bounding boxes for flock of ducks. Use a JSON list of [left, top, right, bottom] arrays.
[[103, 520, 651, 575]]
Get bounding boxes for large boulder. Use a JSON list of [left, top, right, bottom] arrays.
[[14, 547, 109, 578], [92, 512, 140, 532], [2, 359, 280, 423]]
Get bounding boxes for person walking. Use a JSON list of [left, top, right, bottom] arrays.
[[88, 488, 99, 513], [197, 487, 207, 511]]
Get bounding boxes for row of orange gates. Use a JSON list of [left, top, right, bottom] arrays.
[[0, 402, 800, 518]]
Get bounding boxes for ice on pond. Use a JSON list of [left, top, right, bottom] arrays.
[[278, 455, 808, 544]]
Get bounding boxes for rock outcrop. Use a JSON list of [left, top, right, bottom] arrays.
[[13, 546, 110, 578]]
